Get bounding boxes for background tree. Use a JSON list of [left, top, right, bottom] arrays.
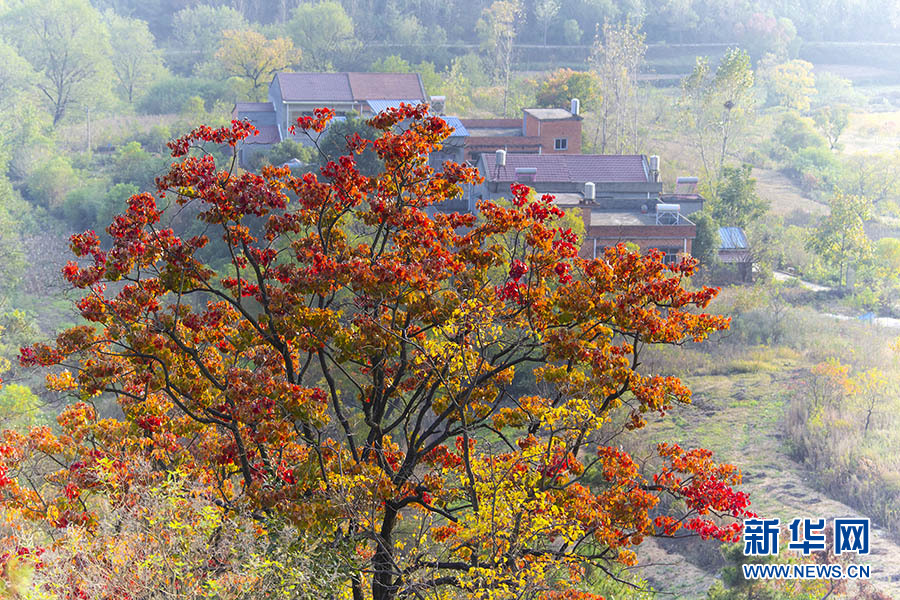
[[535, 68, 601, 112], [288, 1, 359, 71], [314, 114, 382, 176], [678, 48, 755, 199], [215, 29, 300, 100], [2, 0, 113, 126], [4, 108, 750, 600], [476, 0, 524, 116], [807, 191, 872, 288], [812, 105, 850, 150], [839, 152, 900, 208], [169, 4, 248, 75], [104, 11, 166, 104], [589, 20, 647, 153], [707, 164, 769, 229], [689, 210, 721, 268], [762, 58, 817, 112], [534, 0, 560, 45], [0, 181, 28, 295], [0, 40, 40, 171], [0, 40, 37, 106]]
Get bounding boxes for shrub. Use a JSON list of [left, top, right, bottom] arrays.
[[137, 76, 231, 115]]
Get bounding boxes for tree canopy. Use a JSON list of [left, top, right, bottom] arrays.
[[1, 0, 113, 126], [2, 106, 751, 600]]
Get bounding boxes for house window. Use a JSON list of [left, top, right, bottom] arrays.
[[659, 248, 681, 265], [554, 138, 568, 151]]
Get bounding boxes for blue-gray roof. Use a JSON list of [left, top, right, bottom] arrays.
[[718, 227, 749, 250], [366, 99, 424, 113], [440, 116, 468, 137]]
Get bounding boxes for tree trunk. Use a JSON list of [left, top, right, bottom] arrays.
[[372, 504, 398, 600]]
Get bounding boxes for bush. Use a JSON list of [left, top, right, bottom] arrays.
[[773, 112, 827, 154], [789, 146, 842, 193], [63, 182, 139, 233], [131, 125, 173, 155], [24, 156, 78, 209], [112, 141, 169, 191], [137, 76, 232, 115]]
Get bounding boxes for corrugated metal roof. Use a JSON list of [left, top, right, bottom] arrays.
[[480, 153, 649, 184], [366, 99, 423, 113], [440, 116, 468, 137], [718, 226, 749, 250]]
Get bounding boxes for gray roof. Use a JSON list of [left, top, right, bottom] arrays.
[[524, 108, 577, 120], [234, 102, 275, 112], [718, 227, 749, 250], [366, 99, 425, 113]]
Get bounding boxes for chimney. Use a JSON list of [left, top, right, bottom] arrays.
[[649, 155, 660, 182], [570, 98, 580, 116], [584, 181, 595, 202], [429, 95, 446, 114], [496, 148, 506, 167]]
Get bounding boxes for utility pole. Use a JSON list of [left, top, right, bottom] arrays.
[[86, 105, 92, 155]]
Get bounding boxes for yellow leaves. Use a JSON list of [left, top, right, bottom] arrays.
[[0, 553, 36, 599], [46, 370, 77, 392]]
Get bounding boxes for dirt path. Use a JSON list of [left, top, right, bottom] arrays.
[[773, 270, 832, 292]]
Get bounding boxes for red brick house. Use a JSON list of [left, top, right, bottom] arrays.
[[461, 104, 582, 162], [474, 152, 701, 262]]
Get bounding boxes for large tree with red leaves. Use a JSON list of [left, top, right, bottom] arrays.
[[1, 104, 752, 600]]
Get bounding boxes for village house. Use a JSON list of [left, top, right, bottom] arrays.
[[232, 71, 429, 167], [474, 152, 702, 263], [460, 100, 583, 162]]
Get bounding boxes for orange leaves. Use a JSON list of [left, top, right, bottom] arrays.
[[167, 120, 259, 156], [6, 105, 751, 600]]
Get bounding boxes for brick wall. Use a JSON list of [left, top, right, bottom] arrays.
[[535, 119, 582, 154], [578, 205, 696, 258]]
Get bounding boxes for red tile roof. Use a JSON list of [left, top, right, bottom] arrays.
[[272, 72, 426, 103], [480, 154, 649, 183]]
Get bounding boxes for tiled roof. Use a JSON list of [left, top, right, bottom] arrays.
[[273, 72, 427, 103], [718, 227, 749, 250], [244, 125, 281, 145], [234, 102, 274, 112], [481, 153, 649, 184], [275, 73, 354, 102], [348, 72, 426, 101]]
